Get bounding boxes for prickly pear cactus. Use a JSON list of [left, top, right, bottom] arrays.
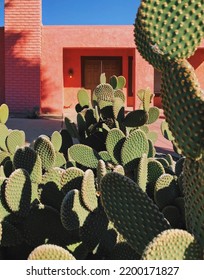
[[28, 244, 76, 260], [134, 0, 204, 251]]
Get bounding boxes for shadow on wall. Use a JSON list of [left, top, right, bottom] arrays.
[[40, 65, 61, 115], [5, 0, 14, 8], [5, 30, 40, 114]]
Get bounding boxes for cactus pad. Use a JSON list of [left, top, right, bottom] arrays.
[[135, 1, 204, 63], [80, 207, 109, 252], [142, 229, 202, 260], [5, 169, 32, 217], [60, 189, 90, 231], [68, 144, 101, 169], [0, 220, 23, 247], [51, 131, 62, 152], [161, 59, 204, 159], [34, 136, 56, 171], [183, 157, 204, 247], [95, 83, 114, 102], [81, 169, 98, 212], [77, 89, 90, 108], [106, 128, 126, 164], [124, 110, 148, 127], [121, 130, 149, 171], [6, 130, 25, 154], [154, 174, 179, 209], [0, 104, 9, 124], [136, 153, 148, 192], [100, 172, 170, 254], [61, 167, 84, 194], [28, 244, 76, 260], [13, 147, 42, 184]]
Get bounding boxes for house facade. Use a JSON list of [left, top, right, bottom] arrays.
[[0, 0, 204, 116]]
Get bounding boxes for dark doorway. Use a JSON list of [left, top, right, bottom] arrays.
[[81, 56, 122, 93]]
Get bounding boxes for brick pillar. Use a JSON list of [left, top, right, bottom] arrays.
[[4, 0, 41, 114]]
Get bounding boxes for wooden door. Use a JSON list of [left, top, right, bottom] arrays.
[[82, 57, 122, 93]]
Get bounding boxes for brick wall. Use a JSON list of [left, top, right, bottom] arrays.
[[4, 0, 41, 114], [0, 27, 5, 104]]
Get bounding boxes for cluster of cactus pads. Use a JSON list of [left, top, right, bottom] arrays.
[[0, 1, 204, 260]]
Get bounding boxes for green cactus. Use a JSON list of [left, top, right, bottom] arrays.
[[68, 144, 101, 169], [77, 89, 90, 108], [134, 1, 204, 71], [162, 205, 182, 228], [5, 169, 32, 217], [34, 136, 56, 171], [28, 244, 76, 260], [146, 107, 160, 124], [147, 139, 156, 158], [113, 164, 125, 176], [0, 220, 23, 247], [95, 83, 114, 102], [51, 131, 62, 152], [146, 158, 165, 199], [98, 151, 112, 163], [81, 169, 98, 212], [141, 229, 202, 260], [100, 73, 106, 84], [106, 128, 126, 165], [0, 104, 9, 124], [23, 203, 70, 247], [113, 97, 124, 123], [109, 242, 140, 260], [135, 1, 204, 63], [123, 110, 148, 127], [100, 172, 170, 255], [114, 89, 125, 103], [135, 153, 148, 192], [80, 207, 109, 252], [135, 0, 204, 256], [13, 146, 42, 184], [117, 76, 126, 89], [110, 75, 118, 89], [161, 59, 204, 159], [97, 160, 107, 189], [60, 189, 90, 231], [161, 120, 174, 142], [154, 174, 180, 209], [183, 157, 204, 247], [121, 130, 149, 171], [64, 117, 79, 139], [6, 130, 25, 154], [0, 124, 9, 151], [61, 167, 84, 194]]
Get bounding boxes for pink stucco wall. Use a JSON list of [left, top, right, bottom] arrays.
[[4, 0, 41, 114], [41, 26, 142, 115]]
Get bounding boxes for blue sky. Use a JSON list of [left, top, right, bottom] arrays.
[[0, 0, 141, 26]]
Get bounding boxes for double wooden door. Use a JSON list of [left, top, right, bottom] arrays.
[[81, 57, 122, 93]]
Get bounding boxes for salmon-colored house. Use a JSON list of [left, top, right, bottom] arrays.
[[0, 0, 204, 116]]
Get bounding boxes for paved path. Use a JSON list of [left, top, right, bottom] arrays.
[[7, 109, 175, 156]]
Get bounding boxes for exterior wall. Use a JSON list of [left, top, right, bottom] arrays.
[[0, 27, 5, 104], [41, 26, 141, 115], [135, 49, 154, 109], [188, 48, 204, 89], [4, 0, 41, 114]]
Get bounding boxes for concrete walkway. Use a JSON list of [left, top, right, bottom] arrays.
[[6, 108, 175, 156]]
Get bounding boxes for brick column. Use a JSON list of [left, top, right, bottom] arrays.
[[4, 0, 42, 114]]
